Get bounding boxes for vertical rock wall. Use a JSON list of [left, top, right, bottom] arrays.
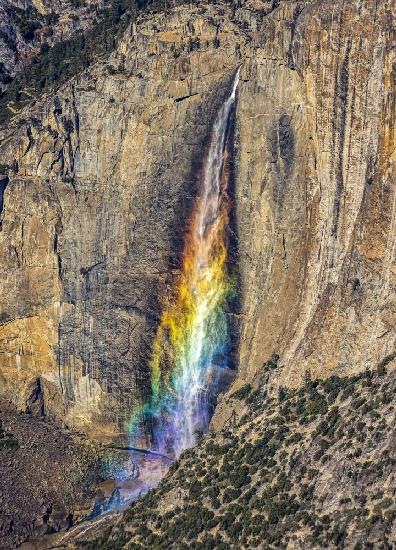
[[234, 0, 395, 390], [0, 6, 246, 439], [0, 0, 394, 439]]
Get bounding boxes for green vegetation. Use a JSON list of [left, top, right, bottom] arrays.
[[230, 383, 252, 400], [0, 0, 131, 124], [82, 365, 396, 549], [0, 421, 19, 449], [0, 0, 240, 125], [0, 0, 197, 125], [8, 4, 43, 42]]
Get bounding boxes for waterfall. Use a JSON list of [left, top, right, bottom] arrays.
[[130, 68, 240, 459]]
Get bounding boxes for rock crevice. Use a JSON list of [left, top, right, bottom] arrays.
[[0, 0, 394, 441]]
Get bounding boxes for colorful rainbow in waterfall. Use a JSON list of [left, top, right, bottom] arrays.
[[128, 69, 240, 459]]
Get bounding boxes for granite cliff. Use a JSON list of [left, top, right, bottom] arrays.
[[0, 0, 109, 94], [0, 0, 394, 443], [80, 365, 396, 549]]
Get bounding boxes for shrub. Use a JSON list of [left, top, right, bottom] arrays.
[[278, 386, 288, 402], [231, 383, 252, 400], [0, 422, 19, 449], [0, 0, 138, 123]]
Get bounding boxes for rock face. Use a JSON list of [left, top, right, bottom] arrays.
[[0, 0, 394, 441], [0, 399, 103, 549], [80, 366, 396, 549], [0, 0, 105, 91]]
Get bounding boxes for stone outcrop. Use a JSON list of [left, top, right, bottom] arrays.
[[0, 0, 105, 91], [0, 398, 102, 549], [0, 0, 394, 441], [75, 366, 396, 549]]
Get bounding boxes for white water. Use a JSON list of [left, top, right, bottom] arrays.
[[197, 68, 241, 239], [170, 68, 241, 456]]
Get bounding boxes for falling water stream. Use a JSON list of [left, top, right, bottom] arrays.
[[15, 70, 241, 549], [129, 68, 240, 466]]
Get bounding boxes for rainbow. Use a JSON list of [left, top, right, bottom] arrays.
[[129, 69, 240, 459]]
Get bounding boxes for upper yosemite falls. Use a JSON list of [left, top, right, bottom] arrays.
[[0, 0, 395, 549], [129, 68, 240, 459]]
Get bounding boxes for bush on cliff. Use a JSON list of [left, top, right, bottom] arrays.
[[82, 366, 396, 549]]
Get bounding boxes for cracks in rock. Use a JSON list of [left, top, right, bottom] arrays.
[[45, 180, 66, 396], [11, 245, 20, 267], [175, 92, 199, 103], [23, 126, 34, 157], [80, 261, 105, 277], [330, 0, 351, 239], [0, 175, 9, 222], [57, 331, 64, 396], [271, 0, 281, 10], [0, 314, 36, 327], [48, 89, 80, 189], [170, 104, 178, 162], [50, 148, 65, 173], [48, 180, 65, 284], [120, 320, 139, 358], [25, 377, 45, 417], [352, 278, 361, 292], [376, 330, 391, 340], [71, 85, 80, 136], [332, 37, 352, 238], [20, 215, 27, 265], [287, 4, 307, 71], [282, 233, 288, 271], [377, 351, 396, 370], [54, 232, 63, 280], [68, 85, 81, 184], [54, 96, 63, 117], [123, 303, 158, 322]]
